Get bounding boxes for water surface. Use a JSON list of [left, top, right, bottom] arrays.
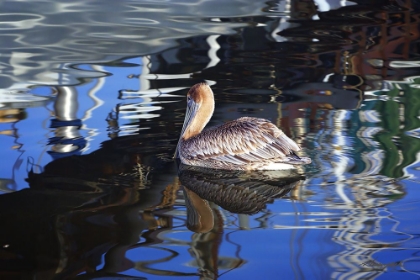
[[1, 0, 420, 279]]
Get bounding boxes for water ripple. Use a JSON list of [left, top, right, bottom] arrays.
[[0, 13, 44, 30]]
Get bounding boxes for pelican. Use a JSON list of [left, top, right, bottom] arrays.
[[175, 83, 311, 170]]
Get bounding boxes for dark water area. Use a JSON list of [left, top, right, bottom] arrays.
[[1, 0, 420, 279]]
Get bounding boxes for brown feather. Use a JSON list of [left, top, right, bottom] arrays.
[[177, 83, 311, 170], [179, 117, 308, 169]]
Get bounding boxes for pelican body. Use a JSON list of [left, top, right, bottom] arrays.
[[175, 83, 311, 170]]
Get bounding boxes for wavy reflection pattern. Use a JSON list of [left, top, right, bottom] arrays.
[[1, 0, 420, 279], [0, 0, 265, 89]]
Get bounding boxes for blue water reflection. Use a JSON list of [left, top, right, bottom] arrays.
[[1, 0, 420, 279]]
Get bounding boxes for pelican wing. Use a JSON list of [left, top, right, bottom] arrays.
[[181, 117, 301, 165]]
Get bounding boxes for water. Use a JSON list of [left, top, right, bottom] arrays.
[[1, 0, 420, 279]]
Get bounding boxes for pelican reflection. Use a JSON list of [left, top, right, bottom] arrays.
[[179, 164, 305, 219]]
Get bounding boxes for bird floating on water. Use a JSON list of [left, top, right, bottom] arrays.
[[175, 83, 311, 170]]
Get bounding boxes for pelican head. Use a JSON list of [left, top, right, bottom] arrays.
[[175, 83, 215, 158]]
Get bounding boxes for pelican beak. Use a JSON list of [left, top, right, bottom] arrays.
[[174, 99, 199, 158]]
